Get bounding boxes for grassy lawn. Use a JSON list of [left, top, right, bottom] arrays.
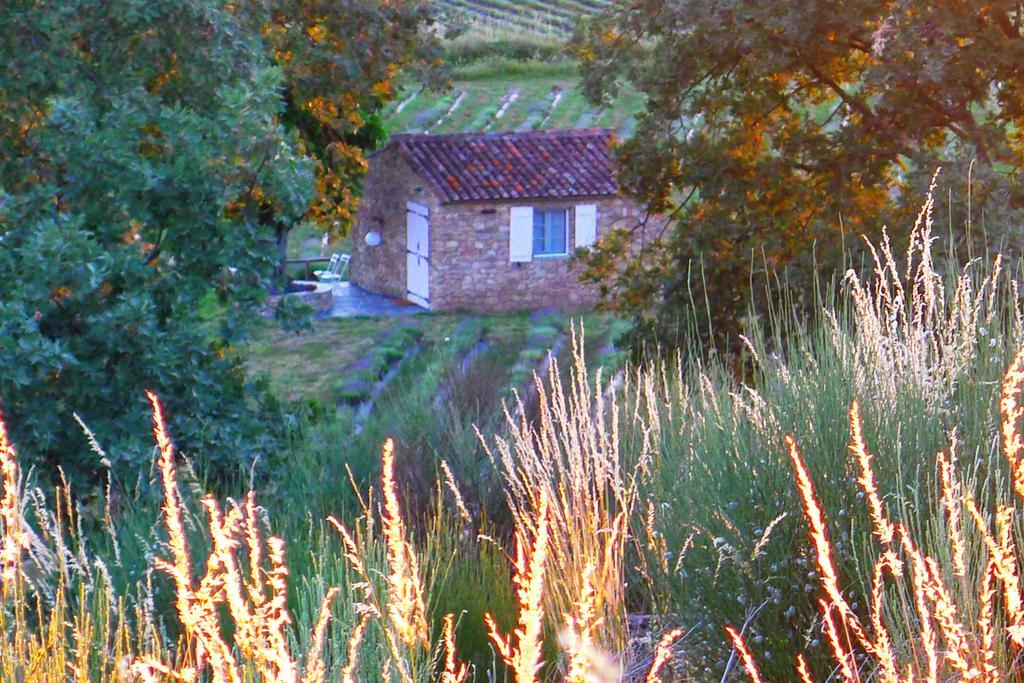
[[245, 316, 396, 403]]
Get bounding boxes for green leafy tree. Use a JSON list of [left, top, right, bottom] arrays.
[[242, 0, 448, 272], [0, 0, 314, 482], [574, 0, 1024, 349]]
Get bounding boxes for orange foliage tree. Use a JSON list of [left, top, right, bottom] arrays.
[[574, 1, 1024, 349], [238, 0, 448, 271]]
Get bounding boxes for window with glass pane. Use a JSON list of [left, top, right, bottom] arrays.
[[532, 209, 568, 256]]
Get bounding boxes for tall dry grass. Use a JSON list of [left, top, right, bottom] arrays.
[[483, 329, 637, 672], [599, 180, 1024, 677], [1, 398, 157, 681], [827, 174, 1022, 411], [328, 437, 439, 683], [0, 390, 687, 682], [4, 183, 1024, 681], [727, 345, 1024, 680], [133, 391, 331, 682]]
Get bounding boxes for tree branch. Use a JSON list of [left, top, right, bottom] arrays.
[[805, 63, 876, 123], [142, 224, 165, 266]]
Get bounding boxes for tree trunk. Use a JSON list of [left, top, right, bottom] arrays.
[[274, 223, 289, 282]]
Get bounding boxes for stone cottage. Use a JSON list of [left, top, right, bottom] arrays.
[[350, 128, 645, 312]]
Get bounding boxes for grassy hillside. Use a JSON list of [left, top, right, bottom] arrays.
[[436, 0, 613, 35], [381, 2, 644, 136], [382, 63, 642, 137]]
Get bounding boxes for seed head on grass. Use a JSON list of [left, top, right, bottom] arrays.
[[304, 587, 339, 683], [902, 528, 974, 677], [486, 493, 550, 683], [138, 392, 332, 683], [819, 600, 857, 682], [562, 562, 620, 682], [867, 551, 900, 683], [1000, 346, 1024, 499], [645, 627, 685, 683], [263, 536, 298, 681], [0, 413, 27, 587], [341, 613, 371, 683], [786, 435, 871, 650], [978, 559, 999, 681], [486, 334, 637, 660], [771, 355, 1024, 681], [936, 448, 967, 577], [440, 613, 468, 683], [145, 391, 227, 677], [965, 496, 1024, 646], [795, 654, 813, 683], [330, 439, 433, 682], [327, 515, 366, 575], [724, 625, 763, 683], [849, 401, 894, 545], [380, 437, 429, 651], [440, 459, 472, 525]]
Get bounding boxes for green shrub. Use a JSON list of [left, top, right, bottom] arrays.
[[445, 33, 567, 65]]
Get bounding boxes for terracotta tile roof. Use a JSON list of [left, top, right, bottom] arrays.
[[389, 129, 618, 203]]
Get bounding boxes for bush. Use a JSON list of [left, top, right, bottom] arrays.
[[444, 31, 567, 65]]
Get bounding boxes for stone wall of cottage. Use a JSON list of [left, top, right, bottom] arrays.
[[352, 148, 649, 312], [428, 196, 644, 313], [350, 147, 442, 300]]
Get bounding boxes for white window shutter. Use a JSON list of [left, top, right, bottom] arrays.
[[509, 206, 534, 262], [574, 204, 598, 249]]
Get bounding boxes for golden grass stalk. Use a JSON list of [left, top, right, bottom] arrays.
[[645, 627, 684, 683], [0, 413, 27, 587], [849, 401, 894, 545], [965, 497, 1024, 645], [133, 657, 198, 682], [341, 613, 371, 683], [740, 351, 1024, 681], [138, 392, 338, 683], [560, 561, 620, 682], [483, 331, 636, 662], [977, 559, 999, 682], [834, 176, 1020, 413], [795, 654, 813, 683], [563, 563, 602, 683], [144, 391, 235, 681], [304, 587, 339, 683], [819, 600, 857, 682], [486, 492, 550, 683], [440, 613, 469, 683], [913, 543, 974, 676], [936, 448, 967, 577], [897, 527, 939, 681], [724, 625, 764, 683], [1000, 346, 1024, 499], [785, 436, 871, 650], [330, 440, 435, 682], [327, 515, 366, 575], [380, 437, 429, 652], [440, 460, 472, 525], [0, 409, 148, 682], [868, 551, 900, 683]]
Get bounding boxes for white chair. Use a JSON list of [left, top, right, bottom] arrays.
[[314, 253, 350, 283]]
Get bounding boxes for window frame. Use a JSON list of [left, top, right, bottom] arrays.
[[531, 207, 570, 258]]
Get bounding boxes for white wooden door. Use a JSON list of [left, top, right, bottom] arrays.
[[406, 202, 430, 308]]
